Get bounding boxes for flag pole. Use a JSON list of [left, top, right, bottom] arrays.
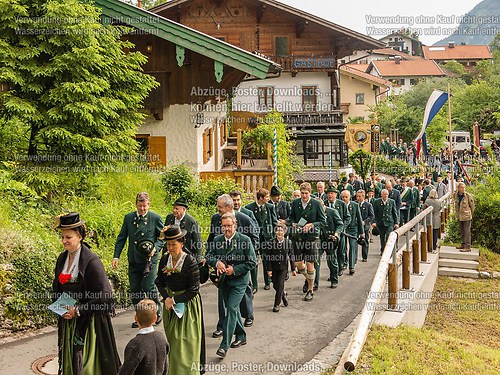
[[273, 128, 278, 187], [448, 82, 454, 193], [328, 151, 332, 184]]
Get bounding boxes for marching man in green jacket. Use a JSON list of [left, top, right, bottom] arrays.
[[288, 182, 326, 302], [341, 190, 364, 274], [113, 192, 164, 328], [372, 189, 399, 255]]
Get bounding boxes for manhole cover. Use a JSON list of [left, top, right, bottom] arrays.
[[31, 354, 58, 375]]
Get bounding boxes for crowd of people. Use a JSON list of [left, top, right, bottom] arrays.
[[51, 169, 468, 374], [380, 137, 418, 166]]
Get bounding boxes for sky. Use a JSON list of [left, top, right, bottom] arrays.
[[279, 0, 484, 45]]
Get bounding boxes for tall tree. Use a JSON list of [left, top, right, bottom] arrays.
[[0, 0, 157, 165]]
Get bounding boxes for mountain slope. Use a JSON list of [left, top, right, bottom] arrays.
[[434, 0, 500, 46]]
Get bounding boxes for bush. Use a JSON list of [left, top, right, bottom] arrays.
[[348, 149, 374, 180], [187, 177, 239, 209], [6, 232, 59, 330], [445, 173, 500, 253], [161, 163, 194, 200], [0, 170, 169, 334], [444, 213, 460, 244], [469, 175, 500, 253]]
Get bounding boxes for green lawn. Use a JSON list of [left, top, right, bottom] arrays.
[[326, 249, 500, 374]]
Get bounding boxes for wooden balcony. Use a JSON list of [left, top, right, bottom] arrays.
[[265, 55, 337, 72], [282, 111, 344, 128], [199, 170, 274, 194]]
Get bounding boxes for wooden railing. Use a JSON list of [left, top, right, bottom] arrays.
[[265, 55, 337, 72], [199, 170, 274, 194], [234, 171, 273, 193], [336, 192, 452, 373], [282, 111, 343, 127]]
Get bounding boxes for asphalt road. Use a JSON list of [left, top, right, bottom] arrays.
[[0, 237, 385, 375]]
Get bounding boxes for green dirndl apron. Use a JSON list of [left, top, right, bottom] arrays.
[[60, 317, 100, 375], [163, 291, 203, 375]]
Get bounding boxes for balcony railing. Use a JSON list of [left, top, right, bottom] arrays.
[[282, 111, 344, 128], [264, 55, 337, 72]]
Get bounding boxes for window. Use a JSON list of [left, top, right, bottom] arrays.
[[305, 139, 318, 159], [355, 93, 365, 105], [220, 119, 227, 146], [295, 137, 346, 168], [302, 86, 317, 112], [258, 86, 274, 111], [203, 127, 214, 164], [410, 79, 418, 85], [134, 135, 166, 166], [275, 37, 288, 57], [392, 79, 405, 87]]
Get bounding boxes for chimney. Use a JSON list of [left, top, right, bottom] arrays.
[[137, 0, 142, 8], [448, 42, 455, 48], [394, 55, 401, 64]]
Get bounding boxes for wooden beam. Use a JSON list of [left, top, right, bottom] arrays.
[[175, 5, 181, 23], [256, 4, 265, 24], [296, 20, 308, 38]]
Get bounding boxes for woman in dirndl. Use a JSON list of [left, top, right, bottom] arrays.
[[53, 212, 120, 375], [155, 225, 205, 374]]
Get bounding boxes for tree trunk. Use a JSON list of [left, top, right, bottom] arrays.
[[27, 125, 38, 158]]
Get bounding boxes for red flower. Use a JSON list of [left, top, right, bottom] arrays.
[[59, 273, 72, 284]]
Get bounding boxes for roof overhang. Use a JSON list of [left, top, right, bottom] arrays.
[[151, 0, 384, 51], [93, 0, 280, 80]]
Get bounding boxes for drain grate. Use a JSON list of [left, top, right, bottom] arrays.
[[31, 354, 58, 375]]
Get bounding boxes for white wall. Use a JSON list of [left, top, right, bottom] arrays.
[[138, 103, 225, 173], [232, 72, 335, 113]]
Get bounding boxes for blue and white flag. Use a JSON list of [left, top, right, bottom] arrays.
[[415, 89, 449, 156]]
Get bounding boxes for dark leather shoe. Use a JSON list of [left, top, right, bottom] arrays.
[[338, 270, 343, 277], [330, 282, 338, 289], [304, 290, 313, 301], [264, 284, 271, 290], [244, 318, 253, 327], [349, 269, 355, 275], [282, 291, 289, 307], [212, 330, 223, 338], [302, 281, 308, 293], [252, 288, 258, 295], [131, 321, 139, 328], [327, 277, 331, 281], [313, 286, 318, 291], [155, 315, 162, 325], [216, 348, 226, 358], [273, 305, 280, 312], [361, 259, 367, 262], [230, 339, 247, 348]]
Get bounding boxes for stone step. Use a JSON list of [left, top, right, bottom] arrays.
[[438, 258, 479, 270], [438, 267, 479, 278], [439, 246, 479, 261]]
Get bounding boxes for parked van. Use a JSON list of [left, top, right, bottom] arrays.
[[445, 131, 471, 151]]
